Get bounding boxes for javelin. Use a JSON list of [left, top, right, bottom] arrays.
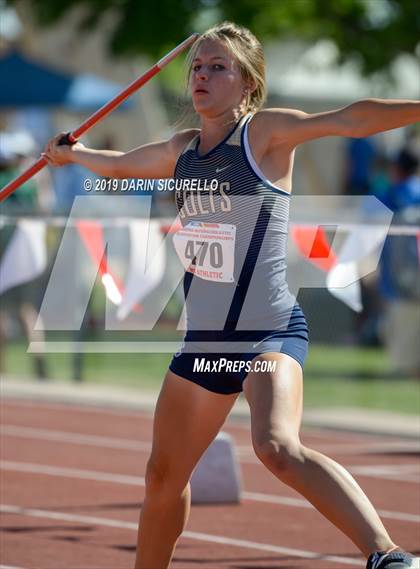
[[0, 33, 199, 202]]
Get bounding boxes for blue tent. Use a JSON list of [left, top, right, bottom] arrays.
[[0, 51, 133, 110]]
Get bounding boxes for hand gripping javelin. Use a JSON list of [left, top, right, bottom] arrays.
[[0, 33, 199, 202]]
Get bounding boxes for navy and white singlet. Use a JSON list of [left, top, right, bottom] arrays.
[[169, 113, 309, 394]]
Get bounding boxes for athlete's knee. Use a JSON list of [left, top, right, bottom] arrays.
[[145, 456, 189, 496], [253, 436, 304, 478]]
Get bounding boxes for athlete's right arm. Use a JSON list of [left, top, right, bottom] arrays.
[[42, 130, 198, 179]]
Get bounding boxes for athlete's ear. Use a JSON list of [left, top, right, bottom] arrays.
[[246, 79, 257, 94]]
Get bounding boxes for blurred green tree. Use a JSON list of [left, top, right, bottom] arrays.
[[8, 0, 420, 76]]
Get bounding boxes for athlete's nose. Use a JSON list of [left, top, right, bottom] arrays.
[[196, 66, 209, 81]]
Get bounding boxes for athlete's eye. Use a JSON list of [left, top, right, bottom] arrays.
[[192, 64, 201, 72], [213, 64, 225, 70]]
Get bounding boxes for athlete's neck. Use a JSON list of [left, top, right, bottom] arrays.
[[197, 111, 241, 155]]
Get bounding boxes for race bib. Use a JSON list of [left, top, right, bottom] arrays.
[[173, 221, 236, 283]]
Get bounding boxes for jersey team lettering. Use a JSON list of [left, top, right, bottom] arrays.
[[173, 222, 236, 283]]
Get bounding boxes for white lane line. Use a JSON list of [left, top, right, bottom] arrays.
[[1, 460, 419, 524], [296, 442, 420, 455], [2, 397, 416, 443], [242, 492, 420, 523], [3, 425, 419, 484], [0, 566, 27, 569], [239, 455, 420, 482], [0, 504, 364, 566], [243, 491, 312, 509], [0, 398, 145, 419], [0, 425, 252, 455], [349, 464, 420, 483], [0, 460, 145, 486], [1, 425, 151, 451], [350, 464, 420, 475], [0, 398, 401, 442]]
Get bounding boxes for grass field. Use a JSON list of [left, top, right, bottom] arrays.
[[2, 341, 419, 415]]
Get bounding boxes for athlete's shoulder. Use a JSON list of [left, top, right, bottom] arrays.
[[249, 108, 307, 148], [251, 108, 303, 130], [245, 109, 299, 157], [169, 128, 200, 161]]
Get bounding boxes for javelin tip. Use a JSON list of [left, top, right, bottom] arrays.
[[157, 33, 200, 68]]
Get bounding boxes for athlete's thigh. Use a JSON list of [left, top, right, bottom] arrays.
[[149, 369, 239, 482], [242, 352, 303, 446]]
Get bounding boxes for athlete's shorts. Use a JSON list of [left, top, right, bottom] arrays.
[[169, 327, 309, 395]]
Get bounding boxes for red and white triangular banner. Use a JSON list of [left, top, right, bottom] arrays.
[[75, 220, 125, 306], [117, 219, 165, 320], [292, 224, 385, 312], [0, 220, 47, 294]]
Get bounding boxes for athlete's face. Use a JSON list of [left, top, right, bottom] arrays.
[[190, 39, 248, 117]]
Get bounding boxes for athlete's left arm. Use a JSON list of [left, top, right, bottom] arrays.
[[262, 99, 420, 146]]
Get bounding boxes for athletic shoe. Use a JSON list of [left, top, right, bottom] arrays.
[[367, 550, 419, 569]]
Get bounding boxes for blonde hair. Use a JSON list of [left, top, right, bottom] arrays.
[[186, 22, 266, 116]]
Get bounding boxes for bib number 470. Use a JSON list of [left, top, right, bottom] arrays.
[[185, 240, 223, 268]]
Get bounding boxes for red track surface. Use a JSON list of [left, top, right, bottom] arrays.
[[1, 398, 419, 569]]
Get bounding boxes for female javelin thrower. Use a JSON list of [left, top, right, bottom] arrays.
[[43, 22, 419, 569]]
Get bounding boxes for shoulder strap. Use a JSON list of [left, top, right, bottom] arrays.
[[180, 131, 200, 155], [226, 113, 253, 147]]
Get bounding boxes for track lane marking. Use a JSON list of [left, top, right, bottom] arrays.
[[1, 460, 418, 524], [241, 491, 420, 523], [4, 423, 420, 456], [0, 398, 146, 419], [2, 398, 415, 444], [0, 460, 145, 486], [1, 425, 151, 451], [0, 504, 364, 566], [2, 425, 419, 483], [238, 455, 420, 482]]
